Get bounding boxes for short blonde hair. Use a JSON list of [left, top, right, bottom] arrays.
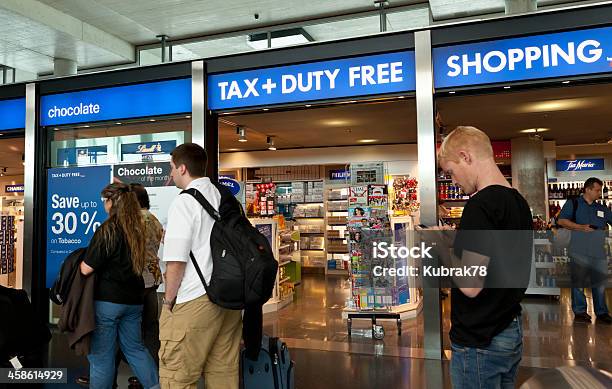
[[438, 126, 494, 163]]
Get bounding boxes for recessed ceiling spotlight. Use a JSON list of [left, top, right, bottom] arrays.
[[237, 126, 247, 142], [398, 96, 405, 99], [358, 139, 378, 143], [53, 127, 59, 131], [149, 119, 156, 122], [115, 122, 122, 125], [267, 136, 277, 150], [562, 80, 570, 84], [449, 91, 456, 94], [305, 104, 312, 107], [185, 115, 191, 118], [227, 148, 241, 151], [263, 108, 269, 111], [83, 125, 90, 128], [520, 128, 550, 134], [503, 86, 511, 89], [348, 100, 357, 103]]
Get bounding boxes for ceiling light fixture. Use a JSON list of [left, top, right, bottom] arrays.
[[0, 168, 5, 177], [504, 86, 511, 89], [247, 28, 314, 50], [263, 108, 269, 111], [267, 136, 277, 151], [358, 139, 378, 143], [53, 127, 60, 131], [185, 115, 191, 118], [449, 91, 456, 94], [520, 128, 550, 134], [562, 80, 571, 84], [237, 126, 247, 142], [149, 119, 156, 122], [82, 125, 90, 128], [115, 122, 122, 125], [305, 104, 312, 107], [227, 148, 241, 152], [398, 96, 405, 99]]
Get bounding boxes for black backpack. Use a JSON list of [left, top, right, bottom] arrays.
[[181, 183, 278, 310]]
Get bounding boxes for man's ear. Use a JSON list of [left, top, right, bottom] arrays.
[[178, 164, 187, 175], [458, 150, 472, 164]]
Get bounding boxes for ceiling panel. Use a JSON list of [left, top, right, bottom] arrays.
[[220, 100, 418, 152], [429, 0, 504, 20]]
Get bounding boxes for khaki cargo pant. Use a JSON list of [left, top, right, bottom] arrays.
[[159, 294, 242, 389]]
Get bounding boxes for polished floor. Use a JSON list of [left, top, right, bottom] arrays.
[[39, 274, 611, 388]]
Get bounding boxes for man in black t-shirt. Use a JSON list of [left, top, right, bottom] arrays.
[[438, 126, 533, 389]]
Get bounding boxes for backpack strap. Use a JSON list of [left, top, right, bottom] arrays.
[[180, 188, 221, 295], [571, 197, 578, 223], [181, 188, 221, 222]]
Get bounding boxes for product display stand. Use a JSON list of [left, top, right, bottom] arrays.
[[249, 218, 295, 313], [342, 163, 422, 336], [525, 238, 562, 296], [325, 184, 349, 275]]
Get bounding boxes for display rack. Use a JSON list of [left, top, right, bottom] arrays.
[[343, 163, 422, 327], [249, 218, 295, 313], [525, 238, 561, 296], [325, 184, 349, 276]]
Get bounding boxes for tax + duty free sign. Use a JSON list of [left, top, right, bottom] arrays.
[[207, 51, 415, 110], [434, 26, 612, 88]]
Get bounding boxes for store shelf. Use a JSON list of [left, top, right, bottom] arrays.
[[298, 232, 324, 235], [279, 260, 292, 267], [279, 277, 291, 284], [327, 236, 346, 240], [293, 216, 325, 219], [302, 248, 325, 251], [328, 250, 349, 254], [326, 269, 348, 276], [535, 262, 556, 269], [440, 198, 469, 202], [328, 222, 348, 226], [278, 244, 292, 251]]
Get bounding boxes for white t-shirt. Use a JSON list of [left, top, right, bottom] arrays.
[[162, 177, 220, 304]]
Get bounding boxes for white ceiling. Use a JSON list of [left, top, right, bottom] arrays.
[[0, 0, 599, 78]]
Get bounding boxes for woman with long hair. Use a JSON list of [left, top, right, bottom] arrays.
[[80, 183, 159, 389]]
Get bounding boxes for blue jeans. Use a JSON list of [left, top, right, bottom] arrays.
[[572, 287, 609, 316], [451, 317, 523, 389], [570, 253, 609, 316], [88, 301, 159, 389]]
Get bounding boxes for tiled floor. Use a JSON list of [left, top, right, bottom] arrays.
[[40, 274, 611, 388]]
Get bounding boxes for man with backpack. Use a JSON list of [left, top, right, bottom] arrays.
[[558, 177, 612, 324], [160, 143, 243, 389]]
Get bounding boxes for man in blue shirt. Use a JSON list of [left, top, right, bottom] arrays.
[[558, 177, 612, 324]]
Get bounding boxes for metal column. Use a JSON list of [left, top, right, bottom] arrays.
[[192, 61, 205, 147], [414, 30, 443, 360], [23, 83, 37, 297]]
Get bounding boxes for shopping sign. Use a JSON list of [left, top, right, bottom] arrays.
[[0, 98, 25, 131], [556, 158, 604, 172], [208, 51, 415, 110], [46, 166, 111, 287], [40, 78, 191, 126], [434, 26, 612, 88]]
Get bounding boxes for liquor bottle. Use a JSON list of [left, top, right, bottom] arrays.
[[553, 184, 559, 199]]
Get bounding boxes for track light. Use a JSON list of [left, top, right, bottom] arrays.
[[237, 126, 247, 142], [267, 136, 276, 151], [0, 168, 5, 177]]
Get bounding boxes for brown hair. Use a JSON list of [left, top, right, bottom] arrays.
[[171, 143, 208, 177], [438, 126, 494, 163], [129, 183, 150, 209], [98, 183, 146, 275]]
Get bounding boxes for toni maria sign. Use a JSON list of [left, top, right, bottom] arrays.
[[556, 158, 604, 172], [433, 26, 612, 88]]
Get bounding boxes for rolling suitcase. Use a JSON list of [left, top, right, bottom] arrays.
[[242, 335, 294, 389]]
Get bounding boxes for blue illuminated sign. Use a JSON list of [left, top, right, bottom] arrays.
[[556, 158, 604, 172], [208, 51, 415, 110], [433, 26, 612, 88], [329, 169, 351, 181], [40, 78, 191, 126], [0, 98, 25, 131], [219, 178, 241, 196], [5, 184, 24, 193]]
